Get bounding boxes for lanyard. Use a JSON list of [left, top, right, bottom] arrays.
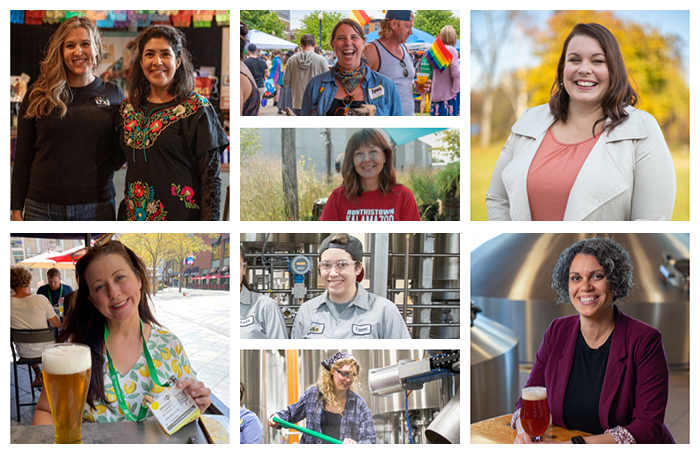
[[104, 319, 170, 421], [48, 283, 63, 306]]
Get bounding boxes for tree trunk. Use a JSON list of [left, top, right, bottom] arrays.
[[281, 128, 298, 220]]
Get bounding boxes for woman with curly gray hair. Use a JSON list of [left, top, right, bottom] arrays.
[[512, 237, 674, 444]]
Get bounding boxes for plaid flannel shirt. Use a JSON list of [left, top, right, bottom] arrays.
[[274, 385, 376, 444]]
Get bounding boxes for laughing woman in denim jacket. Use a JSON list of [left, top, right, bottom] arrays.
[[301, 19, 402, 116]]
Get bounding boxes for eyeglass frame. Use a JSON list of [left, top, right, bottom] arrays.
[[333, 368, 359, 380], [334, 94, 355, 116], [318, 260, 360, 272], [399, 59, 409, 78]]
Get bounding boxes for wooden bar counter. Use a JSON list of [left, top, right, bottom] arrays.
[[471, 414, 591, 444]]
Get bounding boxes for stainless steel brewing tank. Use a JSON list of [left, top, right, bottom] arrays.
[[471, 233, 689, 366], [240, 350, 288, 444], [470, 312, 519, 422]]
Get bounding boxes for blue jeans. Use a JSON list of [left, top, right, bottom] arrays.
[[24, 198, 116, 221]]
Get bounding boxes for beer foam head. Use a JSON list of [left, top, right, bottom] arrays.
[[522, 387, 547, 401], [43, 344, 91, 375]]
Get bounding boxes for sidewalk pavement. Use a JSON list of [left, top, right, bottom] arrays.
[[151, 288, 230, 411]]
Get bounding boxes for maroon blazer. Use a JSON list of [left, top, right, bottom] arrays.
[[516, 305, 674, 443]]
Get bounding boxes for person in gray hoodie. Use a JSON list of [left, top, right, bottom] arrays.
[[283, 34, 329, 115]]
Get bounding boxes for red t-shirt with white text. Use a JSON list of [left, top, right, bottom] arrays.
[[320, 185, 421, 221]]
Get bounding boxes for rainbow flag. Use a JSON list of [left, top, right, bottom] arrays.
[[349, 10, 371, 27], [425, 36, 453, 72]]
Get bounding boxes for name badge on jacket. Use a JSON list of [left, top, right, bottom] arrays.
[[369, 85, 385, 99], [352, 324, 372, 336], [240, 316, 254, 327]]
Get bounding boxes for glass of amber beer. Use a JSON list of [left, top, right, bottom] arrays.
[[42, 343, 92, 444], [520, 386, 550, 442]]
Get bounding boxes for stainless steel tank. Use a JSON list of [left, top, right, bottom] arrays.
[[470, 310, 519, 422], [471, 233, 689, 367], [425, 389, 460, 444], [240, 350, 289, 443]]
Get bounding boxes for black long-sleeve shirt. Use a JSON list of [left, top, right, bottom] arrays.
[[11, 78, 125, 210]]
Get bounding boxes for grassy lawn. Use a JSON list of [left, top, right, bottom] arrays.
[[471, 139, 689, 221]]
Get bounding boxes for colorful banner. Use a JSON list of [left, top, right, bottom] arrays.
[[425, 36, 453, 72]]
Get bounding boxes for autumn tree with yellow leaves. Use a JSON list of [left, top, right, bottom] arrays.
[[120, 233, 215, 295], [526, 11, 688, 143]]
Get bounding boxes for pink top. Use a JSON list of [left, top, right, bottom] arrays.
[[527, 128, 600, 221], [430, 46, 460, 102]]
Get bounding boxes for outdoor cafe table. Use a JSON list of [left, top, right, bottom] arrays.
[[471, 414, 591, 444], [12, 418, 209, 444]]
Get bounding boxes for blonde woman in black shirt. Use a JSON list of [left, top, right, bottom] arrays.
[[11, 16, 125, 221]]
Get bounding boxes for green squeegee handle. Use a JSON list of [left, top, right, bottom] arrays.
[[272, 416, 343, 444]]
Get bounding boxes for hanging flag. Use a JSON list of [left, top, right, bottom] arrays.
[[349, 10, 371, 27], [425, 36, 453, 72]]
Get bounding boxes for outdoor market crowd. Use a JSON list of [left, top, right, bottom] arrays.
[[240, 10, 460, 117]]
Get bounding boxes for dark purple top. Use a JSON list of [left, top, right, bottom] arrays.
[[515, 305, 674, 444]]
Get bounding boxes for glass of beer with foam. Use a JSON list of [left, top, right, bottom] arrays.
[[42, 343, 92, 444], [520, 386, 550, 442]]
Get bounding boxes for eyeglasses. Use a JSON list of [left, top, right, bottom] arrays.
[[353, 149, 383, 163], [399, 59, 409, 78], [334, 95, 355, 116], [334, 369, 358, 380], [319, 260, 358, 272]]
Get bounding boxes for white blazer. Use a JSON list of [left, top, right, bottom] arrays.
[[486, 104, 676, 221]]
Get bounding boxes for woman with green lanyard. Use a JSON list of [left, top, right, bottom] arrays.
[[32, 239, 211, 424]]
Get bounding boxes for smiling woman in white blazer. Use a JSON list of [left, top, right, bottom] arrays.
[[486, 23, 676, 221]]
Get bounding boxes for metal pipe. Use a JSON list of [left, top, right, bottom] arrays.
[[403, 234, 410, 325]]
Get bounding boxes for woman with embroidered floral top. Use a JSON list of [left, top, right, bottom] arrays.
[[269, 352, 376, 444], [11, 16, 124, 221], [512, 237, 674, 444], [301, 19, 402, 116], [32, 238, 211, 424], [118, 25, 229, 221]]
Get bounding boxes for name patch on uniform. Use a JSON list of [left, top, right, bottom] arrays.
[[368, 85, 385, 99], [308, 322, 325, 334], [240, 316, 254, 327], [352, 324, 372, 336]]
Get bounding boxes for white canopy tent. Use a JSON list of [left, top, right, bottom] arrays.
[[245, 29, 297, 50]]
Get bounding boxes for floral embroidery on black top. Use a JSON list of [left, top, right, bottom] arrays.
[[118, 93, 228, 221]]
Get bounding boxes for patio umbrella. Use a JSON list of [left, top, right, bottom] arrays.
[[16, 251, 77, 269], [46, 244, 88, 264]]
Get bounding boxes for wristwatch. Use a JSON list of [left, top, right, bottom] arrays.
[[570, 436, 586, 444]]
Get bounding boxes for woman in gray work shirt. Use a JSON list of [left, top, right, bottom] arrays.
[[291, 233, 411, 339], [240, 244, 288, 339]]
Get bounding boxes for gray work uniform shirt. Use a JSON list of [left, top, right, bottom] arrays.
[[240, 287, 288, 339], [291, 284, 411, 339]]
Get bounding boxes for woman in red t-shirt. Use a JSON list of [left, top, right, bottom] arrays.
[[320, 129, 421, 221]]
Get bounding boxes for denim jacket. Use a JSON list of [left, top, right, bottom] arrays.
[[301, 69, 403, 116]]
